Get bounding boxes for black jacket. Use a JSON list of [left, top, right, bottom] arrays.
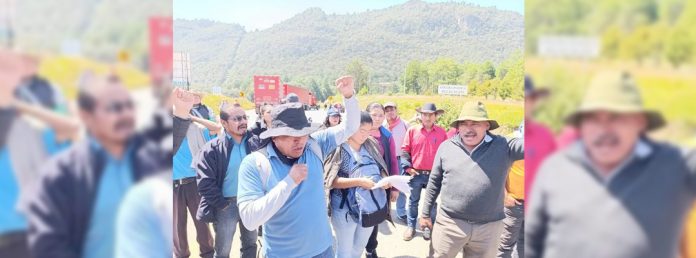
[[195, 131, 263, 223], [27, 135, 166, 258]]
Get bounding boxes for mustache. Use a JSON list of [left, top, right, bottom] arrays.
[[593, 133, 619, 147], [238, 123, 247, 130], [462, 131, 477, 137], [114, 119, 134, 131]]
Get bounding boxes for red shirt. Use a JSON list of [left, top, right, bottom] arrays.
[[524, 119, 557, 200], [401, 124, 448, 171]]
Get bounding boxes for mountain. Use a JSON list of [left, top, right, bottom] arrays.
[[173, 0, 524, 90]]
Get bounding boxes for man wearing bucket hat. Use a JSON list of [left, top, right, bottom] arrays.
[[236, 76, 359, 258], [400, 103, 448, 241], [418, 101, 524, 258], [526, 71, 696, 258]]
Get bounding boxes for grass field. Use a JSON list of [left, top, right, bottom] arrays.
[[526, 57, 696, 143]]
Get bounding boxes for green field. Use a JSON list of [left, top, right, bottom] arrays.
[[526, 58, 696, 143]]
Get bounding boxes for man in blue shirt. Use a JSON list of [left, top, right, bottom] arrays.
[[0, 50, 75, 258], [172, 88, 219, 258], [236, 76, 358, 258], [194, 104, 261, 258], [27, 75, 165, 258]]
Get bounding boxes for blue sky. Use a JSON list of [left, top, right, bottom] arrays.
[[174, 0, 523, 31]]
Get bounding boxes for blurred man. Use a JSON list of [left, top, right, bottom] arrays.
[[236, 76, 358, 258], [190, 92, 215, 121], [526, 71, 696, 258], [171, 88, 219, 258], [401, 103, 448, 241], [420, 102, 524, 258], [0, 50, 76, 258], [193, 104, 259, 258], [497, 122, 526, 258], [523, 75, 556, 201], [383, 102, 409, 222], [15, 54, 69, 114], [27, 75, 165, 258], [115, 172, 173, 258]]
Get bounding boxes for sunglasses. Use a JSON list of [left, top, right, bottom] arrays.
[[228, 115, 248, 122], [104, 100, 134, 114]]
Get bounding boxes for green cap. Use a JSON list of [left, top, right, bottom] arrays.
[[450, 101, 499, 130]]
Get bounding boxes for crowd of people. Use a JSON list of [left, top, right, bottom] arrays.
[[172, 74, 526, 258], [3, 46, 693, 258]]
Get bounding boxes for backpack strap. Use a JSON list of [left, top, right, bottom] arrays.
[[252, 147, 272, 193], [307, 137, 323, 159]]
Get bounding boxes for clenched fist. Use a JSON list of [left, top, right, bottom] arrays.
[[335, 76, 355, 99], [289, 164, 308, 185], [172, 87, 195, 119]]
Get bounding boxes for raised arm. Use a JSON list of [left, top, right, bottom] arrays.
[[311, 76, 358, 156], [12, 99, 80, 142], [191, 115, 221, 136]]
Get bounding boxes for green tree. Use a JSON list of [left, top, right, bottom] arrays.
[[346, 59, 370, 93]]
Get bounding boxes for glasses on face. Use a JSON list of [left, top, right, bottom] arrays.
[[229, 115, 248, 122], [103, 100, 134, 114]]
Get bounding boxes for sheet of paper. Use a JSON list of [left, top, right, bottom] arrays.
[[371, 175, 412, 193]]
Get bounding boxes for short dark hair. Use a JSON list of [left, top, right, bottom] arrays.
[[360, 111, 373, 125], [77, 90, 96, 112], [220, 108, 230, 121], [365, 102, 384, 112]]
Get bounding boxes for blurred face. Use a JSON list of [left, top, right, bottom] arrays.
[[272, 135, 309, 158], [262, 106, 273, 126], [329, 115, 341, 126], [579, 111, 647, 172], [420, 112, 436, 128], [525, 96, 537, 119], [458, 120, 490, 149], [193, 94, 202, 104], [80, 83, 135, 144], [350, 123, 373, 146], [369, 108, 385, 130], [221, 107, 248, 136], [385, 106, 397, 120]]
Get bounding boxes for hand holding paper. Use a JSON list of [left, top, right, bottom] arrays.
[[372, 175, 412, 193]]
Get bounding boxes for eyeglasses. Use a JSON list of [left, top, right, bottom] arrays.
[[229, 115, 248, 122], [104, 100, 134, 114]]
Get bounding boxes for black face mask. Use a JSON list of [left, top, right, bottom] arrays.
[[272, 142, 299, 165]]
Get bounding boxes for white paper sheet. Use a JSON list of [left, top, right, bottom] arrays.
[[371, 175, 412, 193]]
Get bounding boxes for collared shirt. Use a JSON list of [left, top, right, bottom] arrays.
[[402, 124, 448, 170], [526, 139, 696, 258], [524, 119, 557, 199], [223, 133, 247, 197], [384, 118, 408, 157], [82, 137, 135, 258], [577, 139, 652, 184], [173, 128, 212, 180]]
